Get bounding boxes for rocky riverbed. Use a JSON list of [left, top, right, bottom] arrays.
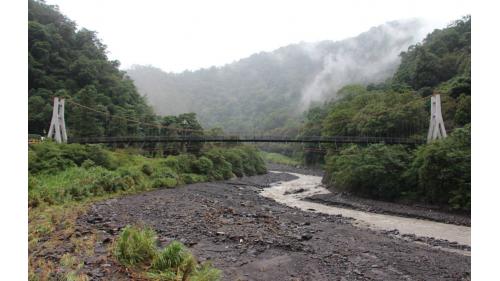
[[70, 166, 470, 280]]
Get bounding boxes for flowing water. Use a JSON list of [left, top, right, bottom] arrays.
[[260, 171, 471, 248]]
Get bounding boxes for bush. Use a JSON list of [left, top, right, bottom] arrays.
[[181, 173, 207, 184], [163, 155, 180, 171], [29, 142, 117, 174], [85, 145, 117, 170], [28, 142, 268, 208], [222, 150, 244, 177], [324, 144, 411, 200], [204, 149, 234, 180], [152, 178, 178, 189], [192, 156, 214, 175], [141, 164, 154, 176], [241, 146, 267, 175], [114, 225, 157, 267], [81, 159, 96, 169], [176, 154, 196, 173], [405, 124, 470, 210]]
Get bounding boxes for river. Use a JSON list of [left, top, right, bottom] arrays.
[[260, 171, 471, 248]]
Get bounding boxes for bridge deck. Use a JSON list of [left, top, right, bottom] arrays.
[[68, 136, 425, 145]]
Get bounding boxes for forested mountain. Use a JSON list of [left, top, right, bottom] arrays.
[[127, 19, 427, 133], [393, 15, 471, 130], [301, 16, 471, 142], [299, 16, 471, 210], [28, 0, 156, 137], [394, 16, 470, 94]]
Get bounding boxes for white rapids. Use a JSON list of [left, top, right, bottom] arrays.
[[260, 171, 471, 248]]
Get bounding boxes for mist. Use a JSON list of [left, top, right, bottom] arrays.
[[127, 19, 437, 132], [299, 19, 430, 108]]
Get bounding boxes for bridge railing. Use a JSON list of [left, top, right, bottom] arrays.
[[68, 135, 425, 145]]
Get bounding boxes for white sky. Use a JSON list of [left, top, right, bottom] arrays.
[[45, 0, 470, 73]]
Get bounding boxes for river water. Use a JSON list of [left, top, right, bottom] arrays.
[[260, 171, 471, 248]]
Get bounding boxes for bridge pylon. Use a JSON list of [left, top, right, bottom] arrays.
[[47, 97, 67, 143], [427, 93, 447, 143]]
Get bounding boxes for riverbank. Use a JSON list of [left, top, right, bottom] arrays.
[[67, 168, 469, 280], [268, 163, 470, 226]]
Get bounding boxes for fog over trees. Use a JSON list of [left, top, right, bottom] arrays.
[[127, 19, 428, 133]]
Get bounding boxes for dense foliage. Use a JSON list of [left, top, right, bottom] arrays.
[[28, 142, 266, 208], [322, 125, 470, 211], [304, 16, 471, 211], [29, 0, 155, 137], [405, 125, 471, 210], [324, 144, 411, 200], [394, 16, 470, 94], [299, 84, 428, 165]]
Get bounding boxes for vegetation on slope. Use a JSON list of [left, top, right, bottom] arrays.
[[28, 0, 156, 137], [29, 142, 266, 208], [127, 20, 425, 133], [302, 16, 471, 211], [260, 151, 301, 166], [323, 125, 470, 211]]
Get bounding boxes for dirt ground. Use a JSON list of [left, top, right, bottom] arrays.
[[70, 166, 470, 281]]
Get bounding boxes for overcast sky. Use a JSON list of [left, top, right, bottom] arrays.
[[45, 0, 470, 73]]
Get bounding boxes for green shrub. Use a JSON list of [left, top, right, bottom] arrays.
[[181, 173, 207, 184], [28, 142, 267, 208], [118, 167, 144, 185], [192, 156, 214, 175], [81, 159, 95, 169], [405, 124, 470, 210], [85, 145, 117, 170], [152, 178, 178, 189], [222, 150, 244, 177], [162, 156, 180, 171], [204, 149, 233, 180], [61, 143, 90, 165], [324, 144, 411, 200], [114, 225, 157, 267], [142, 164, 154, 176], [29, 141, 74, 174], [241, 146, 267, 175], [29, 142, 117, 174], [176, 154, 196, 173]]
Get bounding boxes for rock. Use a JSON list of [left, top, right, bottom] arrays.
[[301, 234, 313, 241], [87, 216, 103, 224]]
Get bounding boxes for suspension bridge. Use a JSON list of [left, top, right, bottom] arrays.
[[41, 94, 447, 147], [67, 135, 425, 145]]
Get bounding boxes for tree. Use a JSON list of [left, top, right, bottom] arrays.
[[28, 0, 156, 137]]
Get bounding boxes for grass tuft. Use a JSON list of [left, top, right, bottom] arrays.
[[113, 225, 157, 267], [114, 226, 221, 281]]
